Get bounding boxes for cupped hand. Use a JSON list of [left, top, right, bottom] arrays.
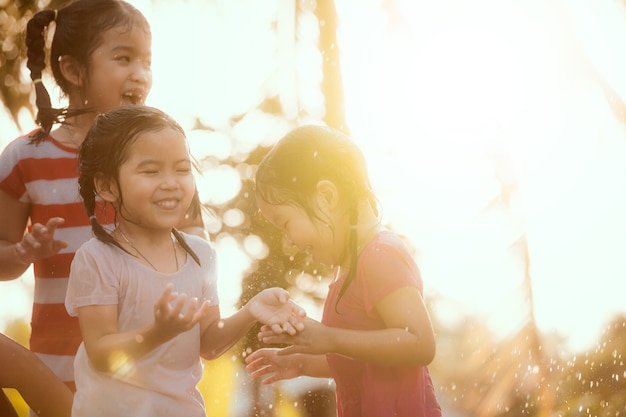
[[153, 284, 210, 338], [257, 317, 333, 356], [244, 348, 304, 384], [15, 217, 68, 263], [248, 288, 306, 335]]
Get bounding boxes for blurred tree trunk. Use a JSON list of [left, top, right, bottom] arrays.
[[467, 147, 555, 417], [314, 0, 349, 134]]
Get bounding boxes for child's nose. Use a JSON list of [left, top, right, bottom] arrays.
[[160, 173, 180, 189], [129, 62, 151, 84]]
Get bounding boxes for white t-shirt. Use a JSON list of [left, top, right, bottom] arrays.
[[66, 233, 218, 417]]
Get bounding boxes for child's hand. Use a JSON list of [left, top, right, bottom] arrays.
[[15, 217, 68, 264], [257, 317, 332, 355], [244, 348, 303, 384], [248, 288, 306, 335], [154, 284, 210, 338]]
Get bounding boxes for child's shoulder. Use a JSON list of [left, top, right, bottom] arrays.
[[364, 230, 415, 259], [1, 131, 34, 153], [4, 129, 42, 146], [370, 230, 405, 249], [76, 237, 117, 256], [1, 129, 66, 159], [178, 231, 215, 255]]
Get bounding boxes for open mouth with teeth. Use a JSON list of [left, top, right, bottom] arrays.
[[156, 199, 179, 210], [122, 92, 144, 105]]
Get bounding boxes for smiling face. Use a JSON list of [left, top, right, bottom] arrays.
[[256, 189, 350, 268], [82, 25, 152, 112], [113, 127, 195, 231]]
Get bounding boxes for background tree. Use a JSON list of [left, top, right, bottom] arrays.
[[4, 1, 626, 417]]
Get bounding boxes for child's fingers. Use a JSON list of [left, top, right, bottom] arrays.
[[30, 218, 63, 242], [268, 323, 284, 335], [159, 284, 175, 303], [19, 234, 40, 250], [180, 297, 198, 322], [45, 217, 65, 234], [260, 332, 294, 345], [289, 300, 307, 318], [275, 289, 289, 304], [155, 284, 175, 315], [170, 293, 188, 318], [257, 327, 278, 340], [29, 223, 47, 239], [282, 320, 303, 336], [186, 300, 210, 327], [194, 300, 211, 319]]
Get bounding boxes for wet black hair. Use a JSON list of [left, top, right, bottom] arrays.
[[79, 105, 200, 265], [255, 124, 379, 308], [26, 0, 150, 143]]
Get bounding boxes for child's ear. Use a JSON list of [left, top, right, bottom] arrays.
[[316, 180, 339, 210], [94, 174, 118, 204], [58, 55, 85, 88]]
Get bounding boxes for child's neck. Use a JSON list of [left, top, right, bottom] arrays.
[[114, 224, 182, 273], [116, 223, 174, 246], [58, 114, 96, 148], [355, 220, 383, 254], [339, 205, 382, 270]]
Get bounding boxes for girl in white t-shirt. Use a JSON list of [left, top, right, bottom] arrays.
[[65, 105, 305, 417]]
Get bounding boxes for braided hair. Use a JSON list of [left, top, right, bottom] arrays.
[[255, 124, 379, 309], [79, 105, 200, 265], [25, 0, 149, 143]]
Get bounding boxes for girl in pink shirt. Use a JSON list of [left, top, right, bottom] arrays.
[[246, 125, 442, 417]]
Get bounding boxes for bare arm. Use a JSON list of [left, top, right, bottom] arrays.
[[245, 349, 331, 384], [0, 191, 68, 280], [77, 284, 209, 372], [257, 287, 436, 368], [199, 288, 306, 360], [0, 191, 32, 280], [0, 333, 73, 417], [198, 303, 255, 360]]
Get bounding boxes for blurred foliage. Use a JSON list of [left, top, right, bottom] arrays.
[[433, 313, 626, 417], [0, 0, 36, 127], [3, 1, 626, 417], [0, 0, 67, 128]]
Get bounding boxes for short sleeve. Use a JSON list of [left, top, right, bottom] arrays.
[[65, 239, 120, 316], [0, 137, 29, 201], [184, 233, 219, 307], [359, 238, 423, 314]]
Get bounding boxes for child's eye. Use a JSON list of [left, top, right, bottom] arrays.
[[176, 164, 192, 173], [115, 55, 131, 62]]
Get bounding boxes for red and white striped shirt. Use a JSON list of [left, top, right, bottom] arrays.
[[0, 131, 114, 390]]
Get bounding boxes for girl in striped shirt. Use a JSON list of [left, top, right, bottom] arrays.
[[0, 0, 203, 395]]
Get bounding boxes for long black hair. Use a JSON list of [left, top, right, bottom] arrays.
[[26, 0, 150, 143], [255, 124, 379, 308], [79, 105, 200, 265]]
